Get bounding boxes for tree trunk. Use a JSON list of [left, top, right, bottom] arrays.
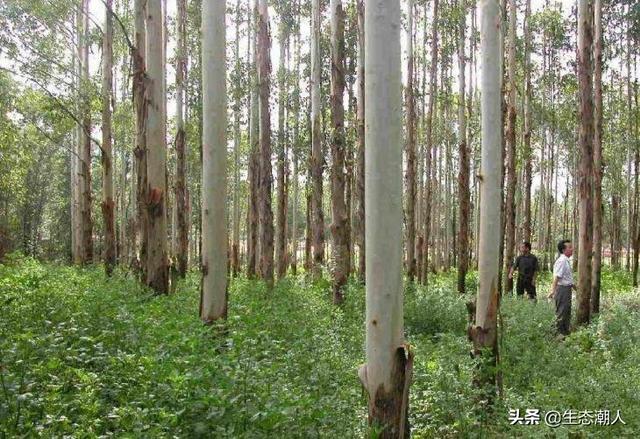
[[200, 0, 228, 322], [361, 0, 411, 434], [145, 0, 169, 294], [311, 0, 325, 281], [591, 0, 602, 314], [355, 0, 365, 282], [421, 0, 438, 285], [174, 0, 188, 277], [470, 0, 502, 401], [329, 0, 350, 304], [522, 0, 532, 243], [275, 24, 289, 280], [102, 0, 116, 276], [457, 0, 469, 295], [257, 0, 274, 288], [291, 22, 301, 275], [404, 0, 416, 282], [79, 0, 93, 265], [576, 0, 594, 326], [133, 0, 148, 280], [502, 0, 517, 294], [246, 2, 259, 278]]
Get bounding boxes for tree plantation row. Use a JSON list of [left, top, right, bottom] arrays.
[[0, 0, 639, 435]]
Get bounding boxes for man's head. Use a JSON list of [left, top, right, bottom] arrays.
[[558, 239, 573, 257], [519, 241, 532, 255]]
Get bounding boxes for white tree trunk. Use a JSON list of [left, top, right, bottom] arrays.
[[362, 0, 411, 434], [200, 0, 228, 322]]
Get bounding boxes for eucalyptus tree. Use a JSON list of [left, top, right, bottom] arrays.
[[200, 0, 228, 322], [405, 0, 417, 282], [310, 0, 325, 281], [503, 0, 517, 294], [257, 0, 274, 287], [102, 0, 116, 276], [360, 0, 412, 434], [471, 0, 502, 399], [330, 0, 350, 304], [591, 0, 603, 313], [175, 0, 189, 278], [576, 0, 594, 325]]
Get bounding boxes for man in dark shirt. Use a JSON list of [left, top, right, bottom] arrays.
[[508, 241, 539, 299]]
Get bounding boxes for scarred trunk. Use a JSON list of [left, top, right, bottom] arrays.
[[361, 0, 411, 434], [470, 0, 502, 401], [145, 0, 169, 294], [102, 0, 116, 276]]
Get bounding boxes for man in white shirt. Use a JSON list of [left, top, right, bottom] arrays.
[[547, 240, 575, 336]]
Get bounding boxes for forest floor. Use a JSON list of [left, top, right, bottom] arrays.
[[1, 254, 639, 438]]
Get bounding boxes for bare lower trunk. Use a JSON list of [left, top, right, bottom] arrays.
[[246, 4, 259, 278], [275, 26, 289, 280], [522, 0, 532, 243]]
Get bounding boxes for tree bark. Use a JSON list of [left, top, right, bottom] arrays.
[[145, 0, 169, 294], [576, 0, 594, 326], [361, 0, 411, 434], [200, 0, 228, 322], [522, 0, 532, 243], [79, 0, 93, 265]]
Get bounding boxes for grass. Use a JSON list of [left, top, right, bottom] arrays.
[[1, 253, 639, 437]]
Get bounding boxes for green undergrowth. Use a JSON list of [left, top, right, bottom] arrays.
[[1, 254, 639, 437]]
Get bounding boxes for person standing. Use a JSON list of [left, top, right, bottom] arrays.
[[508, 241, 539, 299], [547, 240, 575, 336]]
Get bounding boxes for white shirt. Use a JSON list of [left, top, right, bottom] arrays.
[[553, 254, 574, 286]]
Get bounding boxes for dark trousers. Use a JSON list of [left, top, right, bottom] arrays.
[[516, 277, 536, 299], [555, 285, 572, 335]]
